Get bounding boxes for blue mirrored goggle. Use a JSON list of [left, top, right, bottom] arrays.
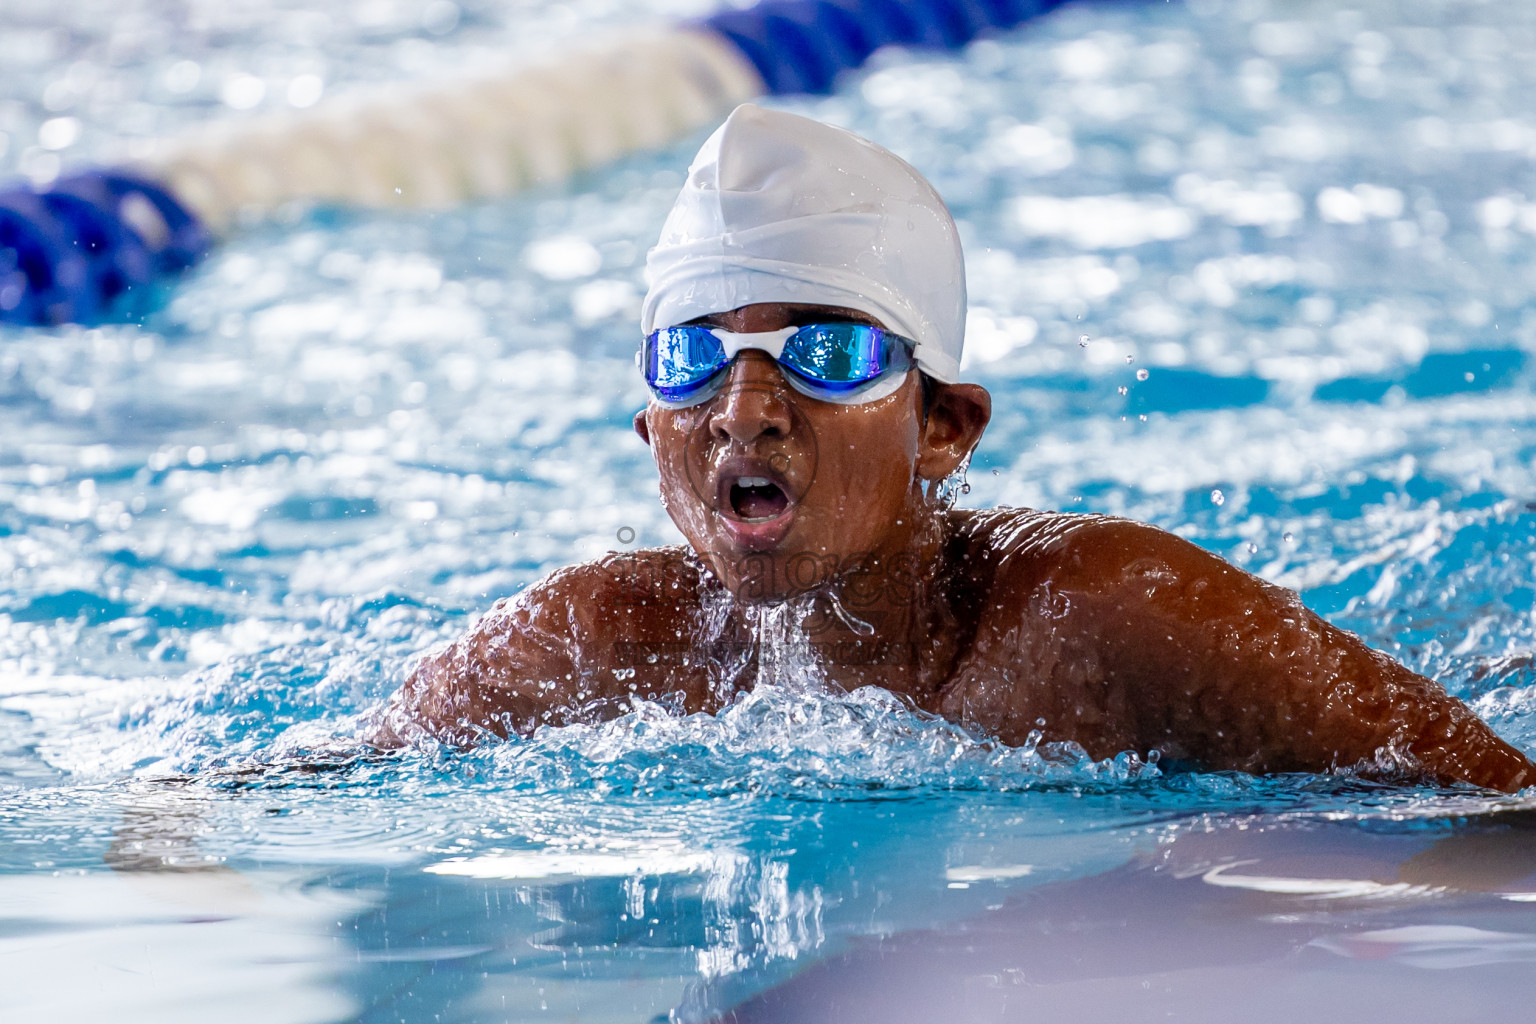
[[641, 323, 915, 407]]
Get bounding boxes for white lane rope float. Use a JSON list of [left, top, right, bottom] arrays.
[[0, 0, 1110, 325]]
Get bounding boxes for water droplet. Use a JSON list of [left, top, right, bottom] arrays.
[[1136, 368, 1149, 381], [1283, 532, 1295, 543], [1210, 489, 1225, 506], [1079, 335, 1090, 347], [1138, 414, 1147, 421], [1247, 542, 1258, 554], [1117, 385, 1128, 396], [1125, 354, 1134, 363]]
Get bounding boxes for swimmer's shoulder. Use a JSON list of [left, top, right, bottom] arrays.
[[393, 546, 705, 740], [947, 505, 1150, 568], [474, 545, 705, 639], [946, 505, 1215, 595]]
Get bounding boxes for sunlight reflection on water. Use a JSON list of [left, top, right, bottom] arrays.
[[5, 0, 1536, 1020]]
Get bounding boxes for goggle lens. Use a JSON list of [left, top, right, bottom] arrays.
[[642, 323, 912, 406], [644, 326, 729, 404], [781, 324, 901, 393]]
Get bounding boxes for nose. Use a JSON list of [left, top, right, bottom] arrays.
[[708, 351, 794, 445]]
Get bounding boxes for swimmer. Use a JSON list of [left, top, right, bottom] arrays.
[[378, 104, 1534, 793]]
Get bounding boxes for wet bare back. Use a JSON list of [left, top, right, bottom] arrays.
[[385, 507, 1534, 792]]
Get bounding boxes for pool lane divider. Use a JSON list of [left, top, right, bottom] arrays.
[[0, 0, 1092, 326], [0, 170, 212, 325]]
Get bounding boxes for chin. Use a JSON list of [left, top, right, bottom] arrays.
[[701, 521, 895, 605]]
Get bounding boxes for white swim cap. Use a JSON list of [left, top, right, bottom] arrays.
[[641, 103, 967, 383]]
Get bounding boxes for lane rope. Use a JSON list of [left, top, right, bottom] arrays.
[[0, 0, 1090, 325]]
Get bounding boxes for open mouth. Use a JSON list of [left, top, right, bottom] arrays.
[[709, 457, 802, 551], [728, 475, 791, 521]]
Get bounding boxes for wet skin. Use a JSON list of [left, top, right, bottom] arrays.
[[384, 304, 1535, 793]]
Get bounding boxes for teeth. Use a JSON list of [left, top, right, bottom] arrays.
[[737, 476, 772, 489]]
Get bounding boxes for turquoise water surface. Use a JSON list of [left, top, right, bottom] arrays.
[[5, 1, 1536, 1020]]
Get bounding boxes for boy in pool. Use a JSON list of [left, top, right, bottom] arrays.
[[380, 104, 1534, 793]]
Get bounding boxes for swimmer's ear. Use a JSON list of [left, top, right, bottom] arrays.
[[633, 409, 652, 447], [915, 382, 990, 482]]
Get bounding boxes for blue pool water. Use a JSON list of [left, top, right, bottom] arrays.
[[7, 0, 1536, 1020]]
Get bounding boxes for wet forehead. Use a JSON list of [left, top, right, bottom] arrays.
[[686, 303, 888, 333]]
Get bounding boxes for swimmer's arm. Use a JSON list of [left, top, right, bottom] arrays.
[[1047, 519, 1533, 792], [371, 596, 577, 747], [372, 551, 706, 748], [373, 562, 632, 747]]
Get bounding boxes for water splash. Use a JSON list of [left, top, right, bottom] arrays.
[[746, 593, 826, 691], [928, 452, 973, 510], [691, 583, 831, 700], [482, 685, 1162, 800]]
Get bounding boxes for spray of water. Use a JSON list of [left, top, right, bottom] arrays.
[[928, 453, 973, 510], [694, 581, 830, 699]]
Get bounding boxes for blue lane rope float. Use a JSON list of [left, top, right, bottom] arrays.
[[0, 0, 1098, 326], [704, 0, 1072, 95], [0, 170, 211, 325]]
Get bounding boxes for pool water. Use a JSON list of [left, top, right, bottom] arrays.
[[6, 0, 1536, 1020]]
